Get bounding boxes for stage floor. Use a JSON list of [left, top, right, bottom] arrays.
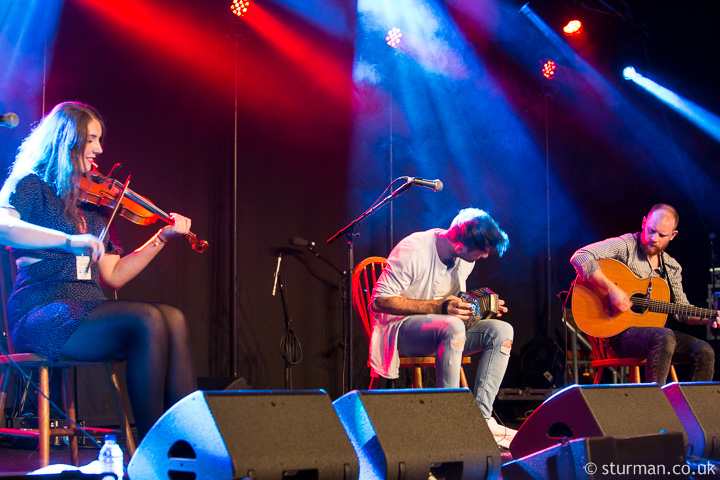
[[0, 438, 520, 476], [0, 415, 523, 475], [2, 439, 716, 479], [0, 441, 100, 475]]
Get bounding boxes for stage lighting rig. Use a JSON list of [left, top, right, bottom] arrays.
[[542, 60, 557, 79], [386, 27, 402, 48], [231, 0, 250, 17], [562, 20, 582, 36]]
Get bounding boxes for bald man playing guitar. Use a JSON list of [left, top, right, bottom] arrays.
[[570, 203, 717, 385]]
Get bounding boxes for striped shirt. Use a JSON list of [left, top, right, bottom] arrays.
[[570, 232, 689, 306]]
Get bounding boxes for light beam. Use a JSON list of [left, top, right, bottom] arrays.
[[624, 67, 720, 144]]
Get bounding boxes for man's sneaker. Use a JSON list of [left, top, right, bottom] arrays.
[[486, 417, 517, 449]]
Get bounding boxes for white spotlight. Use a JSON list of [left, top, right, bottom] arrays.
[[623, 66, 636, 80]]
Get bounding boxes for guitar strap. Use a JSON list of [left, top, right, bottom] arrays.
[[660, 252, 687, 325], [660, 253, 677, 303]]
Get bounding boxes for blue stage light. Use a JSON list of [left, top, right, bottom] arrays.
[[625, 68, 720, 144], [0, 0, 63, 163], [623, 66, 636, 80]]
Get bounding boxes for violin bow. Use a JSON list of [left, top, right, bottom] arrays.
[[86, 175, 131, 273]]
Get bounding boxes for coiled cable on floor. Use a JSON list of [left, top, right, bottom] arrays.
[[281, 325, 303, 367], [278, 260, 303, 389]]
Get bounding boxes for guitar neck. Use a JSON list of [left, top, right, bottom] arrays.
[[632, 297, 716, 319]]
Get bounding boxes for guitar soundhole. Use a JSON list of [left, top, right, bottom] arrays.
[[629, 293, 647, 314]]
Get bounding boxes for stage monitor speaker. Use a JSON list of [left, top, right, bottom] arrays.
[[663, 382, 720, 460], [127, 390, 359, 480], [503, 432, 688, 480], [509, 384, 687, 459], [0, 475, 116, 479], [333, 388, 501, 480]]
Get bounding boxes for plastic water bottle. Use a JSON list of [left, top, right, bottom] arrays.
[[99, 434, 124, 479]]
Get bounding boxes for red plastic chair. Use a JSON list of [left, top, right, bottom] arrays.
[[352, 256, 470, 389]]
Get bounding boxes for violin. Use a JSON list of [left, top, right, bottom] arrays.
[[78, 170, 209, 253]]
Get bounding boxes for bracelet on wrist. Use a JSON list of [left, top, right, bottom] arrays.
[[65, 236, 72, 253], [153, 229, 168, 247]]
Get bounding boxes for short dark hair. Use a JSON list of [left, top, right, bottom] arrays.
[[448, 208, 509, 257], [648, 203, 679, 229]]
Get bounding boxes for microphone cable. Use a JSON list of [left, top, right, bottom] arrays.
[[277, 259, 303, 389]]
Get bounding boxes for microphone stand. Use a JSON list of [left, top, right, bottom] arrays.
[[327, 181, 412, 394], [277, 262, 302, 389]]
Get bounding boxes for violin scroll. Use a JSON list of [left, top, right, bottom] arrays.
[[186, 233, 209, 253]]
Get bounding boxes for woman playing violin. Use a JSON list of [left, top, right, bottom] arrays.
[[0, 101, 197, 439]]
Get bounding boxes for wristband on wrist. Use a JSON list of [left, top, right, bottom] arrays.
[[441, 299, 452, 315], [65, 236, 72, 253]]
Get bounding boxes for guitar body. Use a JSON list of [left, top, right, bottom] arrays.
[[571, 258, 670, 338]]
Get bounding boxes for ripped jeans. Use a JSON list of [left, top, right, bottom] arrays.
[[397, 315, 513, 418]]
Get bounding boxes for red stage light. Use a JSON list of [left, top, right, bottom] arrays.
[[563, 20, 582, 36], [542, 60, 556, 79], [231, 0, 250, 17], [386, 28, 402, 48]]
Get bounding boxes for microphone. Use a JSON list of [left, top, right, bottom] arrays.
[[401, 176, 443, 192], [0, 113, 19, 129], [272, 252, 283, 296], [289, 237, 316, 248], [289, 236, 343, 276]]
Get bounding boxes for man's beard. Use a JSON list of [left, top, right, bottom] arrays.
[[641, 242, 663, 256]]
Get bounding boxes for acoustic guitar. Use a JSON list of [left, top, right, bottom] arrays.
[[571, 258, 717, 338]]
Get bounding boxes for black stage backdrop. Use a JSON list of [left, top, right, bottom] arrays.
[[1, 0, 720, 424]]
